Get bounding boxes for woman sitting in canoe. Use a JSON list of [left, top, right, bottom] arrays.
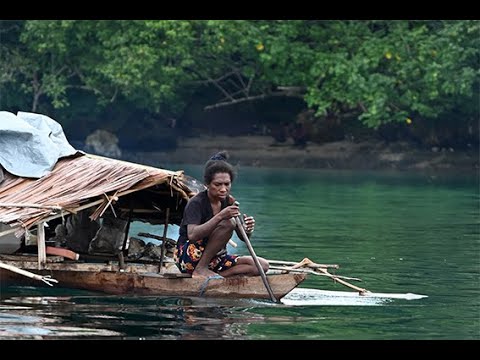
[[174, 151, 269, 279]]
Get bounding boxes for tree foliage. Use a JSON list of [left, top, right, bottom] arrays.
[[250, 20, 479, 128], [0, 20, 478, 142]]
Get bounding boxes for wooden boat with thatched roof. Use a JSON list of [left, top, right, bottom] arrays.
[[0, 152, 308, 300], [0, 112, 307, 301]]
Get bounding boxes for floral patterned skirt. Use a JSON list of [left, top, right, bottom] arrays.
[[174, 238, 238, 274]]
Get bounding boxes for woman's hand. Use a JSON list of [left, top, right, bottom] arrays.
[[243, 214, 255, 234], [219, 205, 240, 220]]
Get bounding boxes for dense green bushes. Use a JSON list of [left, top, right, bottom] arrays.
[[0, 20, 478, 149]]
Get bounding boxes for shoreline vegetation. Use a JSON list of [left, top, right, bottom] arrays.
[[120, 135, 479, 174]]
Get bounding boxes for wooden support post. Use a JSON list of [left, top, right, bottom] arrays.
[[118, 252, 126, 270], [159, 208, 170, 274], [119, 203, 133, 271], [37, 222, 46, 270]]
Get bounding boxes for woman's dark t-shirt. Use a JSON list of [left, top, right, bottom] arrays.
[[177, 190, 229, 247]]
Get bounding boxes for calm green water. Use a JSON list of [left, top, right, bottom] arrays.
[[1, 167, 478, 339]]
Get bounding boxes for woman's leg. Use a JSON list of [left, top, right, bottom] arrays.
[[192, 219, 235, 278], [219, 256, 269, 277]]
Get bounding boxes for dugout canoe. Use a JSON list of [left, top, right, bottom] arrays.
[[0, 256, 306, 300]]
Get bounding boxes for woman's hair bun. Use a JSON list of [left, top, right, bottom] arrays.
[[209, 150, 229, 161]]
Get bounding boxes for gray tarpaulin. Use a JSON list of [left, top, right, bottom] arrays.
[[0, 111, 79, 178]]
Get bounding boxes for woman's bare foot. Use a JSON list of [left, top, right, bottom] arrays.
[[192, 268, 222, 279]]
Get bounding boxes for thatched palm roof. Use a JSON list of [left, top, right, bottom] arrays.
[[0, 153, 197, 239]]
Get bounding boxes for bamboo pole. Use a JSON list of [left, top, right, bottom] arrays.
[[0, 261, 58, 286], [0, 202, 63, 211], [267, 258, 339, 269], [316, 267, 369, 294], [268, 265, 362, 281]]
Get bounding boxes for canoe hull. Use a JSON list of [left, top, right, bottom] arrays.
[[0, 268, 306, 300]]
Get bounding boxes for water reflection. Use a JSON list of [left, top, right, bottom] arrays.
[[0, 284, 431, 339], [0, 286, 268, 339]]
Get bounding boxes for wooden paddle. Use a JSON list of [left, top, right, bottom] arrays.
[[234, 201, 278, 303]]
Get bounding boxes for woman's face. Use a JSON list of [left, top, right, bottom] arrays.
[[207, 172, 232, 201]]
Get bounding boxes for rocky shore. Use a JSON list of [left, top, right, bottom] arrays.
[[121, 135, 479, 174]]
